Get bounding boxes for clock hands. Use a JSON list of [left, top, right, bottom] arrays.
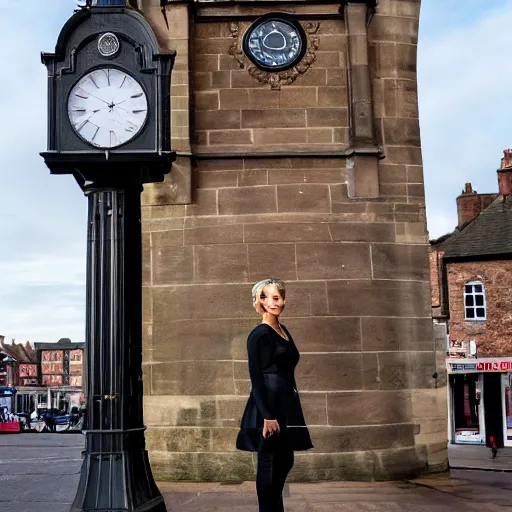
[[79, 90, 111, 106], [81, 90, 142, 113], [110, 93, 145, 108], [72, 109, 103, 130], [69, 69, 148, 148]]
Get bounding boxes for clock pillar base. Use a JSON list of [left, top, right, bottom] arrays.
[[71, 436, 166, 512], [70, 189, 167, 512]]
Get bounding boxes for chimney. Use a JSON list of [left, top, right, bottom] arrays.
[[498, 149, 512, 196], [456, 183, 496, 227], [456, 183, 479, 227]]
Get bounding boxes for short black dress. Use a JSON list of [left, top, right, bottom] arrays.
[[236, 323, 313, 452]]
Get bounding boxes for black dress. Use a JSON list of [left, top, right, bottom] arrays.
[[236, 323, 313, 452]]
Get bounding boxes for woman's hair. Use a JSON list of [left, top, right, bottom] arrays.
[[251, 278, 286, 304]]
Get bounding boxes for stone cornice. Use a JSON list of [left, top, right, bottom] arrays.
[[340, 0, 377, 7]]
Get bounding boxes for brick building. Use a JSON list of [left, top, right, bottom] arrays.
[[0, 336, 36, 388], [138, 0, 447, 481], [0, 336, 36, 413], [35, 338, 85, 389], [0, 336, 84, 415], [430, 150, 512, 448]]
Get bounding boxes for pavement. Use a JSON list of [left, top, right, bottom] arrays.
[[449, 443, 512, 471], [1, 434, 512, 512]]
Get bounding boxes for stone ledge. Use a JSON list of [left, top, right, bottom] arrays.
[[149, 446, 437, 482]]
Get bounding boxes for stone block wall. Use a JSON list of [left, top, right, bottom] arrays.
[[140, 0, 447, 481], [192, 20, 349, 151]]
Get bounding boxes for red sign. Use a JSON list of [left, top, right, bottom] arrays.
[[477, 361, 512, 372]]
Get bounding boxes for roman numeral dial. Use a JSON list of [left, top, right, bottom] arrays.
[[67, 68, 148, 149]]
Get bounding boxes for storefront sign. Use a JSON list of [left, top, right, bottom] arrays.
[[477, 361, 512, 372], [448, 359, 512, 373], [455, 430, 483, 444], [450, 364, 477, 371]]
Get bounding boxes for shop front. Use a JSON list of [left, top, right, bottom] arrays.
[[0, 386, 16, 414], [503, 372, 512, 447], [447, 358, 512, 448]]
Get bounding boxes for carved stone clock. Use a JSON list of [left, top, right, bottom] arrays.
[[242, 15, 307, 71], [229, 14, 320, 90]]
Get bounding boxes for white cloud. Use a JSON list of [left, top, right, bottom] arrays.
[[0, 257, 85, 288], [0, 1, 87, 343], [418, 1, 512, 238], [0, 1, 510, 341]]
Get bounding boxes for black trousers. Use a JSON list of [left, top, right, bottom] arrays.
[[256, 445, 294, 512]]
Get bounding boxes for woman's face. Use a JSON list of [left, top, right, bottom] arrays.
[[258, 284, 285, 317]]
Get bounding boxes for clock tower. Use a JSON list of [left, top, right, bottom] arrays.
[[140, 0, 448, 481]]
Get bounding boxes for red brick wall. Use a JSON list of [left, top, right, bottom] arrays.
[[447, 260, 512, 357], [456, 193, 496, 227]]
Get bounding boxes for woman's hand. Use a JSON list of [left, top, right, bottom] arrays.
[[263, 418, 280, 439]]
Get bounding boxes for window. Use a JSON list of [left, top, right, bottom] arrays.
[[464, 281, 486, 321]]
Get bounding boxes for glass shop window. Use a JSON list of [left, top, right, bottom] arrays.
[[505, 374, 512, 443], [16, 394, 35, 414], [37, 394, 48, 408], [453, 373, 482, 443], [464, 281, 486, 321]]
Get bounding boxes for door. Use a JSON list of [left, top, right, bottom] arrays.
[[502, 373, 512, 447], [484, 373, 504, 448], [452, 373, 483, 443]]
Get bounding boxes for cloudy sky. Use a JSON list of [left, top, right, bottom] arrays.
[[0, 0, 511, 343]]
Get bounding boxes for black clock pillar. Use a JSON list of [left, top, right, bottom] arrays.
[[72, 185, 166, 512], [40, 2, 175, 511]]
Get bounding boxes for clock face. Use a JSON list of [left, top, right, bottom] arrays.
[[243, 17, 306, 71], [67, 68, 148, 149]]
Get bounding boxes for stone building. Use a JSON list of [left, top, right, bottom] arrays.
[[430, 150, 512, 448], [138, 0, 448, 480]]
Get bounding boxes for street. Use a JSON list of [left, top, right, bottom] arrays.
[[0, 434, 82, 512], [0, 434, 511, 511]]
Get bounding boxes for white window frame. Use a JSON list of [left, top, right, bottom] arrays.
[[464, 281, 486, 321]]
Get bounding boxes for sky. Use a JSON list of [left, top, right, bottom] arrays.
[[0, 0, 511, 343]]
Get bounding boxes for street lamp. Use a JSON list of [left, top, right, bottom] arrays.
[[40, 1, 176, 510]]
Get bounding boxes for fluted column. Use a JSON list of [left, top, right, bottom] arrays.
[[71, 188, 166, 512]]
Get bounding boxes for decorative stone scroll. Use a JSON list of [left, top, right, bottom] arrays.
[[228, 20, 320, 90]]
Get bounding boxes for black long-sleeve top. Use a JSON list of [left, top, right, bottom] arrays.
[[236, 323, 313, 452], [247, 324, 279, 420]]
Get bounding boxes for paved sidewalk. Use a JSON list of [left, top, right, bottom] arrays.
[[449, 444, 512, 471], [2, 435, 512, 511], [159, 472, 512, 511]]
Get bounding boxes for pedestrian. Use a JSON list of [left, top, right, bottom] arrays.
[[236, 278, 313, 512], [490, 435, 498, 459]]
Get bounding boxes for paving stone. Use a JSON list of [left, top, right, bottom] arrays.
[[2, 406, 512, 512]]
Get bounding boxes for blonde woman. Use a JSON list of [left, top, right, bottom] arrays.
[[236, 278, 313, 512]]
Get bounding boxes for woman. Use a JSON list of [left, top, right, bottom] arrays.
[[236, 278, 313, 512]]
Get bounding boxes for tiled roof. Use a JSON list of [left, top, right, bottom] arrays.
[[34, 338, 85, 350], [0, 337, 36, 363], [438, 195, 512, 258]]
